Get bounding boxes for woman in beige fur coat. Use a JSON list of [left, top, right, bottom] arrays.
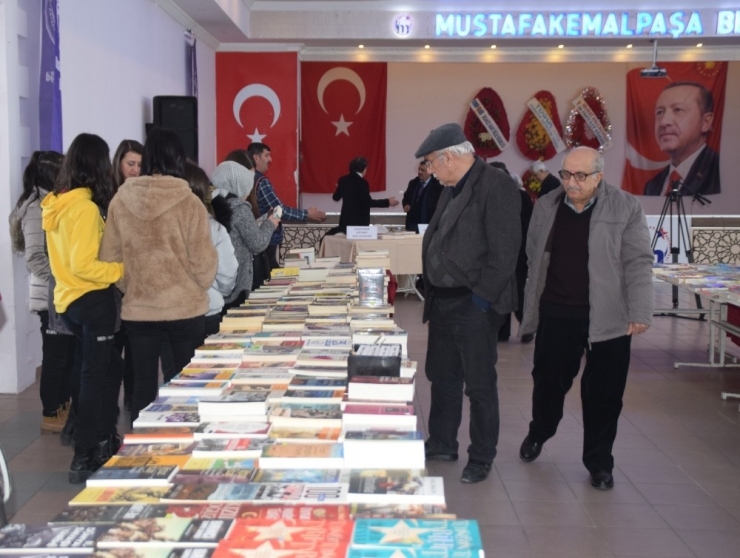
[[100, 128, 217, 424]]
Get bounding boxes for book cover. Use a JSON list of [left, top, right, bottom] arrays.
[[133, 411, 201, 428], [348, 475, 445, 506], [261, 443, 342, 459], [348, 549, 480, 558], [86, 465, 178, 487], [268, 426, 341, 443], [69, 486, 172, 506], [268, 405, 343, 427], [289, 377, 347, 390], [158, 382, 229, 397], [163, 483, 348, 504], [0, 523, 107, 552], [173, 370, 235, 382], [104, 455, 190, 469], [350, 520, 481, 551], [192, 438, 273, 458], [174, 468, 255, 485], [213, 539, 348, 558], [230, 504, 351, 522], [350, 505, 455, 520], [116, 443, 196, 458], [96, 517, 232, 548], [223, 518, 353, 544], [344, 430, 422, 441], [181, 457, 257, 471], [251, 469, 344, 484], [194, 422, 270, 440]]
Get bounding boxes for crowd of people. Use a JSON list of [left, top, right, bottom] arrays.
[[9, 130, 316, 485], [11, 122, 654, 492]]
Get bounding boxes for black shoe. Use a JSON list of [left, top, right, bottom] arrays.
[[425, 450, 459, 462], [521, 333, 535, 344], [69, 449, 100, 484], [590, 470, 614, 490], [461, 459, 492, 483], [95, 432, 122, 467], [519, 436, 543, 462]]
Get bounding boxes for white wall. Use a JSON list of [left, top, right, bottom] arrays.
[[59, 0, 216, 170], [303, 60, 740, 217]]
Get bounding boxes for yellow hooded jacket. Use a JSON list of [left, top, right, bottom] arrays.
[[41, 188, 124, 313]]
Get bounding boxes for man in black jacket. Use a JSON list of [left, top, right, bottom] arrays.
[[331, 157, 398, 234], [417, 123, 521, 483], [402, 161, 443, 232]]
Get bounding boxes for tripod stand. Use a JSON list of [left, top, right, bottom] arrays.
[[652, 181, 704, 317]]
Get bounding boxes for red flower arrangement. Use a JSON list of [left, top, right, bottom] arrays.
[[463, 87, 510, 158], [515, 91, 564, 161], [564, 87, 612, 150]]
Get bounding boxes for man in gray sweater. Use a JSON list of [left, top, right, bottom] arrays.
[[518, 146, 654, 490], [417, 123, 521, 484]]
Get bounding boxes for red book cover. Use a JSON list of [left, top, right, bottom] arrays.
[[214, 539, 349, 558], [224, 518, 353, 544]]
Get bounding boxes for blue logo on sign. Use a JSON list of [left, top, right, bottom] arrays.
[[393, 14, 413, 37]]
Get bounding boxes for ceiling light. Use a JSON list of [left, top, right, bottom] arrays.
[[358, 44, 364, 49], [696, 43, 703, 47], [490, 45, 497, 49], [558, 44, 564, 49], [424, 44, 430, 49], [626, 44, 633, 49]]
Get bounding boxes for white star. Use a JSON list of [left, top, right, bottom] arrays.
[[369, 520, 434, 545], [247, 520, 308, 541], [248, 128, 267, 142], [220, 542, 298, 558], [331, 114, 353, 136]]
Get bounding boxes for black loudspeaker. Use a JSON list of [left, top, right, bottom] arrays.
[[153, 96, 198, 161]]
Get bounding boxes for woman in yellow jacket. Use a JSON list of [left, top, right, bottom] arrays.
[[41, 133, 124, 484]]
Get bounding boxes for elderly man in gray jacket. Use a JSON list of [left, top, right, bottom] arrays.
[[519, 146, 653, 490]]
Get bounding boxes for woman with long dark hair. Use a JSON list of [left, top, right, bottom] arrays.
[[10, 151, 76, 434], [41, 134, 124, 484], [100, 128, 217, 424]]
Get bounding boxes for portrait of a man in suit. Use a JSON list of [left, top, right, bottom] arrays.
[[643, 81, 720, 196]]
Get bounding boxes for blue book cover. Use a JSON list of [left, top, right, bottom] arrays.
[[349, 550, 482, 558], [351, 519, 482, 551]]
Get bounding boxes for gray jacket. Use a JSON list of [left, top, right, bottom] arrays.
[[207, 216, 239, 316], [11, 193, 50, 313], [519, 181, 654, 343]]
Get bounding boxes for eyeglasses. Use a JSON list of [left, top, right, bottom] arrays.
[[422, 153, 445, 168], [558, 170, 600, 182]]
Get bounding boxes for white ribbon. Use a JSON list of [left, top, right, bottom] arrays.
[[573, 96, 612, 149], [470, 97, 508, 151], [526, 97, 566, 153]]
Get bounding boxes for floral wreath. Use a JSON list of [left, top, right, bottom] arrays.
[[564, 86, 612, 150], [516, 90, 564, 161], [463, 87, 510, 158], [522, 169, 541, 201]]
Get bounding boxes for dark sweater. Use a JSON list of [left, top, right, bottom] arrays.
[[540, 199, 595, 320]]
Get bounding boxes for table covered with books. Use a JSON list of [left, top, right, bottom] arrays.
[[0, 257, 488, 556], [653, 263, 740, 384], [318, 233, 423, 276]]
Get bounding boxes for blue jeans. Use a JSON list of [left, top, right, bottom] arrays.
[[124, 316, 205, 424], [61, 287, 122, 453], [425, 293, 504, 463]]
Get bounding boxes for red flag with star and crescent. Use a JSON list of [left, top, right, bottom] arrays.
[[300, 62, 387, 193], [216, 52, 298, 206]]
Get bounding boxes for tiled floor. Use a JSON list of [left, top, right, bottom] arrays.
[[2, 283, 740, 556]]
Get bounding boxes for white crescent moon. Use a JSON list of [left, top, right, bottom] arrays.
[[232, 84, 281, 128], [316, 67, 366, 115]]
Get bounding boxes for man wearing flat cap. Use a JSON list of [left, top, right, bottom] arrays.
[[417, 123, 521, 483]]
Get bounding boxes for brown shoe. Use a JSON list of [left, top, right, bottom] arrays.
[[40, 402, 70, 434]]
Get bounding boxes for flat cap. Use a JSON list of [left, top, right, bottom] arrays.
[[414, 123, 467, 158]]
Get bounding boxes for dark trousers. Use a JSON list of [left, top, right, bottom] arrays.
[[205, 313, 222, 336], [60, 287, 122, 453], [113, 325, 134, 404], [425, 294, 505, 463], [528, 314, 631, 473], [266, 244, 280, 270], [37, 310, 76, 415], [124, 316, 206, 424], [499, 263, 527, 339]]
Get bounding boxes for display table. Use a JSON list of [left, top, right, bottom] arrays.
[[319, 233, 423, 276]]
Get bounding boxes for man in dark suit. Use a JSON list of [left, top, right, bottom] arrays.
[[644, 82, 720, 196], [402, 161, 443, 232], [417, 123, 521, 484], [331, 157, 398, 234]]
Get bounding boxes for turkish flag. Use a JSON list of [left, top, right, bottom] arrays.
[[621, 61, 726, 196], [216, 52, 298, 206], [300, 62, 387, 193]]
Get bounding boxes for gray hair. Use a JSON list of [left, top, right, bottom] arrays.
[[531, 160, 548, 174], [565, 146, 604, 173], [442, 141, 475, 157]]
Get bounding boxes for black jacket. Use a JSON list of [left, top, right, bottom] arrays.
[[332, 172, 390, 233], [643, 145, 720, 196], [537, 173, 561, 198], [402, 176, 443, 232]]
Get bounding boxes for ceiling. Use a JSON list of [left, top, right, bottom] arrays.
[[159, 0, 740, 61]]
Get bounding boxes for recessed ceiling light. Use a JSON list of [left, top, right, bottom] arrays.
[[424, 44, 430, 49], [558, 44, 564, 49], [358, 44, 364, 49], [490, 45, 497, 49], [696, 43, 703, 47], [626, 44, 633, 49]]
